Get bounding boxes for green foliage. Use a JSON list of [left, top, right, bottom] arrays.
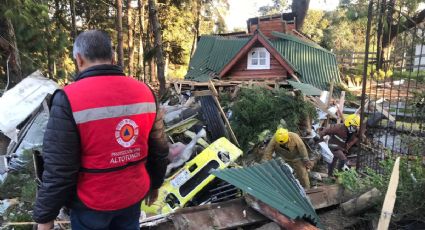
[[301, 10, 329, 43], [336, 155, 425, 222], [392, 70, 425, 83], [334, 168, 362, 191], [3, 202, 34, 230], [20, 180, 37, 203], [0, 0, 74, 81], [0, 150, 36, 202], [258, 0, 288, 16], [228, 87, 316, 151]]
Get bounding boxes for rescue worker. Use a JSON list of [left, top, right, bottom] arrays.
[[33, 30, 169, 230], [319, 114, 360, 177], [263, 128, 312, 189]]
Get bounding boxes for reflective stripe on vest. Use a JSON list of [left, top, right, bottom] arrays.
[[73, 102, 156, 125], [64, 75, 156, 211]]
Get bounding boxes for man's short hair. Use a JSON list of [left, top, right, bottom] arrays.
[[73, 30, 113, 62]]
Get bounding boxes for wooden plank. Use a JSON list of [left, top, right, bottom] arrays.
[[306, 184, 346, 209], [325, 81, 335, 127], [355, 99, 369, 115], [377, 157, 400, 230], [337, 91, 345, 123], [170, 198, 267, 230], [245, 195, 319, 230], [209, 81, 241, 147], [375, 106, 396, 122], [290, 73, 301, 82], [192, 90, 212, 97], [4, 221, 70, 226], [306, 96, 338, 119], [230, 70, 286, 76], [341, 188, 382, 216]]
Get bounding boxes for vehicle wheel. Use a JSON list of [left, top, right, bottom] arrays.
[[198, 96, 228, 141]]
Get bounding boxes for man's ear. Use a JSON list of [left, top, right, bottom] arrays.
[[76, 53, 84, 70]]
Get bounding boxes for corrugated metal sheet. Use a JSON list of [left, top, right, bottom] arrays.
[[185, 36, 250, 82], [212, 159, 322, 228], [185, 32, 340, 91], [270, 32, 341, 90], [288, 80, 322, 96]]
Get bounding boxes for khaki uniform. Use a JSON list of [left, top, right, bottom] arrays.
[[263, 132, 310, 189]]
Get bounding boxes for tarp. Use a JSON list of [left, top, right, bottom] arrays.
[[0, 71, 58, 141]]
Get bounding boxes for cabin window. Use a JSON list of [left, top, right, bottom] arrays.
[[247, 47, 270, 70]]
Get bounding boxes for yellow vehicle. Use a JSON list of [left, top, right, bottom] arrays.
[[141, 137, 243, 215]]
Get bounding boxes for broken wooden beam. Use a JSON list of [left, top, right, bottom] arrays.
[[156, 198, 267, 230], [377, 157, 400, 230], [306, 96, 338, 119], [208, 80, 240, 147], [325, 81, 335, 127], [245, 195, 319, 230], [306, 184, 347, 210], [341, 187, 382, 216]]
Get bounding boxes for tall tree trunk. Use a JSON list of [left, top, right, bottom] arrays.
[[69, 0, 78, 72], [148, 0, 166, 96], [0, 18, 22, 89], [376, 0, 386, 71], [137, 0, 145, 81], [146, 9, 152, 83], [70, 0, 77, 40], [292, 0, 310, 30], [190, 0, 201, 57], [127, 0, 135, 76], [116, 0, 124, 68]]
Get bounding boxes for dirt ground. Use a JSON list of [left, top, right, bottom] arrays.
[[318, 206, 376, 230]]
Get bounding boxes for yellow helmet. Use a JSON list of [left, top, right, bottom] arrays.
[[275, 128, 289, 144], [344, 114, 360, 127]]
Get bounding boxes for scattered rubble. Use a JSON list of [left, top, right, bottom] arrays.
[[0, 75, 407, 229]]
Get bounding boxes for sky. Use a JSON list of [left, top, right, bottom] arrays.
[[226, 0, 340, 31], [225, 0, 425, 31]]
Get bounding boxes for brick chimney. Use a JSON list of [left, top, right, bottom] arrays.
[[247, 13, 296, 38]]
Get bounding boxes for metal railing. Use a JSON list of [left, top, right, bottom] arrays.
[[356, 0, 425, 171]]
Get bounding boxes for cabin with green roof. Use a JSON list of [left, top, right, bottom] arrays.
[[185, 14, 341, 90]]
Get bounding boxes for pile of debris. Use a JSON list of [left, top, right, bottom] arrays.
[[0, 75, 386, 229], [0, 71, 58, 228]]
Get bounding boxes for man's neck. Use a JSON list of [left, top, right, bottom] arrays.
[[79, 61, 112, 72]]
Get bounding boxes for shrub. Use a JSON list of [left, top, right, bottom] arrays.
[[228, 87, 316, 151], [336, 155, 425, 222]]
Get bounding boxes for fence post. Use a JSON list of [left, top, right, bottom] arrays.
[[357, 0, 374, 171]]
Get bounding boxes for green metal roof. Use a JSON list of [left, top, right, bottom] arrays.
[[212, 159, 322, 228], [185, 36, 250, 82], [270, 32, 340, 90], [288, 80, 322, 96], [185, 31, 341, 90]]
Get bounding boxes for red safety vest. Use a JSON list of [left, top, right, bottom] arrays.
[[63, 75, 156, 211]]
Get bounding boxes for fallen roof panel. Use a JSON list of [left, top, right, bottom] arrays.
[[0, 71, 58, 141], [288, 80, 322, 96], [212, 159, 322, 228]]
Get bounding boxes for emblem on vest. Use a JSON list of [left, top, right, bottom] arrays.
[[115, 119, 139, 148]]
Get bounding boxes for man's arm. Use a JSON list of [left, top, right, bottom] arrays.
[[33, 90, 81, 223], [346, 135, 359, 151], [262, 138, 277, 161], [146, 108, 169, 190], [319, 125, 339, 139], [293, 134, 309, 161]]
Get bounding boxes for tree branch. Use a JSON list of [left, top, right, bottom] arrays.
[[383, 8, 425, 48]]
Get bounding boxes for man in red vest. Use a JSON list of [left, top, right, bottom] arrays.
[[33, 30, 169, 230]]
